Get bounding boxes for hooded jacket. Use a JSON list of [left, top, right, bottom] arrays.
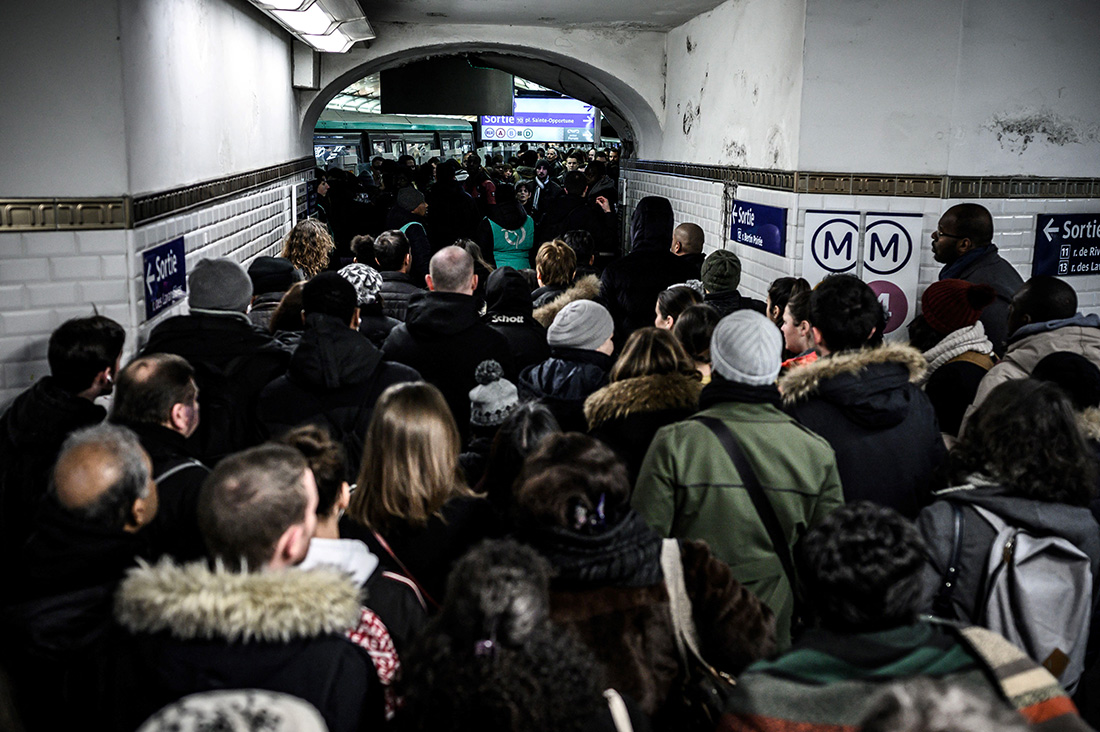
[[519, 347, 612, 433], [383, 291, 514, 438], [600, 198, 698, 345], [0, 376, 105, 560], [142, 311, 290, 463], [111, 561, 382, 732], [484, 267, 550, 372], [779, 344, 946, 518], [259, 313, 419, 476], [584, 371, 703, 484], [533, 274, 602, 328], [963, 313, 1100, 430]]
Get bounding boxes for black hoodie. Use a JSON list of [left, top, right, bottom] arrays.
[[484, 267, 550, 372], [382, 291, 515, 438], [259, 313, 419, 477], [600, 197, 698, 346]]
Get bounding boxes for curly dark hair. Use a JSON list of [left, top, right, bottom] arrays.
[[810, 274, 886, 353], [798, 502, 927, 632], [949, 379, 1096, 506], [397, 540, 606, 732]]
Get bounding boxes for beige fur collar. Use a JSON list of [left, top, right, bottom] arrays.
[[115, 559, 362, 642], [1079, 407, 1100, 442], [584, 372, 702, 430], [533, 274, 601, 328], [778, 343, 927, 405]]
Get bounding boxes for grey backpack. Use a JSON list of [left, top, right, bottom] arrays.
[[971, 505, 1092, 691]]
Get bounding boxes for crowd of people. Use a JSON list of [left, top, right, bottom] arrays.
[[1, 174, 1099, 732]]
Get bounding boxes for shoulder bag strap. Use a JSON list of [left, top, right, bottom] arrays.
[[932, 502, 965, 620], [660, 538, 707, 667], [371, 529, 440, 610], [693, 416, 803, 609], [602, 689, 634, 732]]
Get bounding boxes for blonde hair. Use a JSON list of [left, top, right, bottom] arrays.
[[609, 327, 698, 383], [535, 240, 576, 287], [279, 219, 334, 279], [347, 382, 469, 532]]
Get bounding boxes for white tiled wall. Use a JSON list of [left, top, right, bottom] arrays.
[[0, 174, 309, 410], [622, 168, 1100, 311]]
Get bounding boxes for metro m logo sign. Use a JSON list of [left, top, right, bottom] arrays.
[[864, 220, 912, 275]]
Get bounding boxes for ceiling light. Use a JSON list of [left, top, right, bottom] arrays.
[[302, 29, 353, 53], [248, 0, 374, 53], [272, 3, 334, 35]]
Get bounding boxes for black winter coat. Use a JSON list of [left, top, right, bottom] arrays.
[[142, 312, 290, 464], [704, 289, 767, 318], [259, 313, 420, 478], [426, 180, 480, 253], [537, 194, 616, 252], [0, 376, 105, 560], [110, 561, 382, 732], [379, 270, 423, 321], [519, 347, 613, 432], [601, 199, 697, 347], [122, 422, 208, 562], [484, 267, 550, 373], [383, 291, 515, 440], [778, 344, 947, 519]]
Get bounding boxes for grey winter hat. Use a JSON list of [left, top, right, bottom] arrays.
[[396, 186, 426, 212], [701, 249, 742, 294], [547, 300, 614, 351], [469, 360, 520, 427], [710, 310, 782, 386], [338, 263, 383, 307], [188, 257, 252, 313], [137, 690, 327, 732]]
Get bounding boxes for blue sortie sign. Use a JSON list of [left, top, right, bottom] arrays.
[[1032, 213, 1100, 277], [143, 237, 187, 320], [731, 200, 787, 256]]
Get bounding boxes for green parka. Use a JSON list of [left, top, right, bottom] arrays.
[[632, 400, 844, 649]]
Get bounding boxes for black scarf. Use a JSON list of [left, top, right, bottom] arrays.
[[524, 510, 663, 590], [698, 374, 782, 411]]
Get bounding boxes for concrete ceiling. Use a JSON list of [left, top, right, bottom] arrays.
[[359, 0, 728, 31]]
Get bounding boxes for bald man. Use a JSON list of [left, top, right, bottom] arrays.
[[671, 222, 706, 278], [4, 424, 157, 730]]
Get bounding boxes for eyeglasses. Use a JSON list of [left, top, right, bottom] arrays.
[[933, 229, 962, 240]]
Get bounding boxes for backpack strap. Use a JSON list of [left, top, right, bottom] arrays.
[[371, 529, 440, 610], [153, 457, 206, 485], [933, 502, 965, 619], [946, 351, 995, 371], [693, 416, 804, 621]]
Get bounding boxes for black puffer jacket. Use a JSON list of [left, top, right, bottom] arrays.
[[484, 267, 550, 373], [0, 376, 105, 561], [142, 311, 290, 464], [379, 270, 422, 321], [259, 313, 419, 477], [778, 344, 947, 518], [601, 198, 697, 347], [519, 347, 612, 432], [383, 291, 515, 439]]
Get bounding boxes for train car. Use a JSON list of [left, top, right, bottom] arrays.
[[314, 109, 475, 171]]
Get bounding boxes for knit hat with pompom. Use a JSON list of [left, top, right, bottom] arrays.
[[469, 360, 520, 427]]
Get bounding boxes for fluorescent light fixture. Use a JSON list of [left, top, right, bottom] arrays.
[[249, 0, 374, 53], [273, 4, 334, 35], [302, 29, 353, 53]]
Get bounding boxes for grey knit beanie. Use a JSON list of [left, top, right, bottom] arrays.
[[701, 249, 742, 294], [710, 310, 782, 385], [396, 186, 426, 212], [548, 300, 614, 351], [188, 258, 252, 313]]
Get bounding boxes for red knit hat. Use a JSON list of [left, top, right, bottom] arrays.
[[921, 279, 996, 335]]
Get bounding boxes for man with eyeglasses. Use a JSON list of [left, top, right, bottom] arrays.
[[931, 203, 1024, 354]]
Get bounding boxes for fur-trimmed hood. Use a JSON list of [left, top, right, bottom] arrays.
[[1080, 407, 1100, 442], [584, 372, 703, 430], [115, 559, 362, 643], [779, 343, 927, 404], [533, 274, 601, 328]]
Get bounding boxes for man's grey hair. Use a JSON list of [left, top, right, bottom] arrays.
[[52, 423, 151, 531], [429, 246, 475, 293]]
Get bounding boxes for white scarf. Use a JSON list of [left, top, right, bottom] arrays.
[[921, 321, 994, 382]]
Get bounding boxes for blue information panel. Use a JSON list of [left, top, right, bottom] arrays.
[[1033, 213, 1100, 277], [143, 237, 187, 321], [731, 200, 787, 256]]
